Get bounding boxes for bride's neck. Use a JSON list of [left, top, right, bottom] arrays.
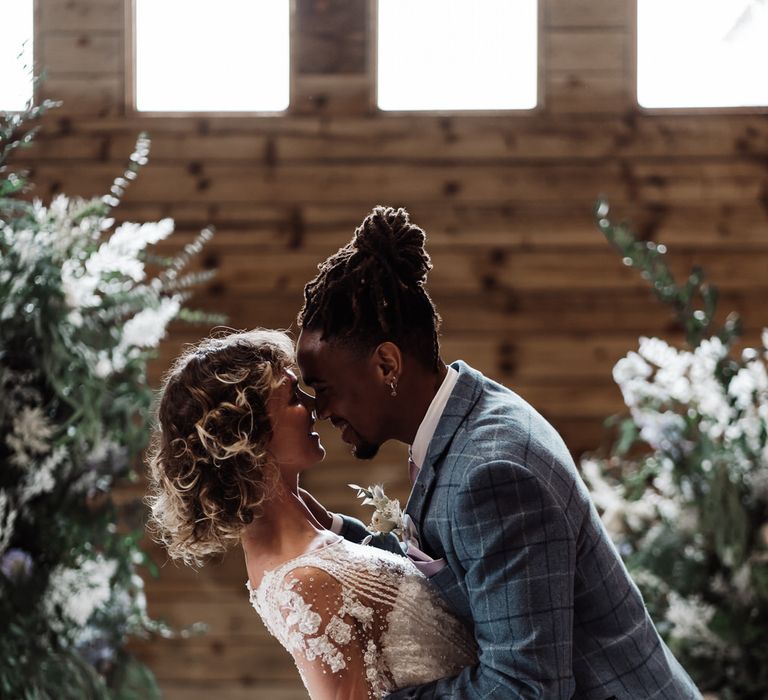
[[240, 476, 328, 571]]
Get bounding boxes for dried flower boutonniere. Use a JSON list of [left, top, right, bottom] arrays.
[[348, 483, 404, 544]]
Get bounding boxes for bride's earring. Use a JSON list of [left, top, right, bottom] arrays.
[[389, 378, 398, 397]]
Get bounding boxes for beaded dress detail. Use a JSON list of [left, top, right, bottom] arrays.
[[248, 536, 477, 699]]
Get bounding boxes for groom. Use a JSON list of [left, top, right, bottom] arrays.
[[296, 206, 701, 699]]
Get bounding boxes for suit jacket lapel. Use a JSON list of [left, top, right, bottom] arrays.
[[405, 361, 483, 534]]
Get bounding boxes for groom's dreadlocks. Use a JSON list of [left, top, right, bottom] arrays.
[[298, 206, 442, 371]]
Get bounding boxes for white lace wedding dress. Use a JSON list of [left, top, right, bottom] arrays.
[[248, 535, 477, 699]]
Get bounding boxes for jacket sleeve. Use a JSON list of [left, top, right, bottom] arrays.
[[386, 459, 577, 699], [338, 513, 405, 556]]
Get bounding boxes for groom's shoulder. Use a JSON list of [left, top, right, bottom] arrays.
[[452, 361, 544, 432], [449, 361, 575, 469]]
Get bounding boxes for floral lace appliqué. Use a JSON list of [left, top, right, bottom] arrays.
[[247, 537, 477, 699]]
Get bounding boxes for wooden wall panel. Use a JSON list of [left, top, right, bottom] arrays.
[[546, 0, 630, 28], [36, 111, 768, 160], [38, 75, 122, 116], [547, 71, 631, 114], [39, 0, 124, 33], [546, 30, 627, 73], [15, 0, 768, 696], [295, 0, 368, 74], [41, 33, 123, 75]]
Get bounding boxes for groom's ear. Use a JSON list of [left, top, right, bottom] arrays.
[[372, 342, 402, 381]]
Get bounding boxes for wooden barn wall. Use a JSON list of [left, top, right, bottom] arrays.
[[16, 0, 768, 697]]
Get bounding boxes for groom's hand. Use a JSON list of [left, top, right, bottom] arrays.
[[298, 487, 334, 530]]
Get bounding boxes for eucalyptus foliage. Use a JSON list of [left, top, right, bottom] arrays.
[[0, 100, 216, 699], [584, 201, 768, 699]]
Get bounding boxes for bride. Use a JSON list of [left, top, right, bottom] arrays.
[[146, 329, 476, 699]]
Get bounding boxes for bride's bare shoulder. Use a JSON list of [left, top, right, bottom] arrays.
[[244, 531, 344, 590]]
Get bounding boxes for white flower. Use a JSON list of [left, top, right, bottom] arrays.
[[59, 217, 176, 311], [635, 410, 687, 453], [12, 228, 46, 269], [109, 218, 174, 251], [632, 568, 669, 595], [85, 218, 174, 283], [45, 554, 117, 630], [67, 310, 84, 327], [349, 483, 404, 537], [730, 360, 768, 409], [653, 468, 676, 497], [18, 446, 66, 503], [130, 573, 148, 617], [690, 360, 733, 439], [93, 352, 115, 379], [623, 495, 658, 531], [613, 351, 653, 407], [665, 592, 725, 650], [653, 493, 681, 522], [654, 355, 693, 405], [580, 460, 628, 536], [371, 507, 400, 535], [731, 563, 754, 605], [118, 295, 181, 352], [637, 336, 679, 369], [61, 259, 101, 309], [613, 350, 653, 384], [6, 406, 55, 467], [728, 401, 765, 455], [47, 193, 70, 221]]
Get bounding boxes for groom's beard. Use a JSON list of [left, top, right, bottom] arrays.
[[352, 441, 380, 460]]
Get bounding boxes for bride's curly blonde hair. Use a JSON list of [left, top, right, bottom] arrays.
[[146, 329, 294, 566]]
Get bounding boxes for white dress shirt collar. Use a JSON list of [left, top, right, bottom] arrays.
[[409, 365, 459, 469]]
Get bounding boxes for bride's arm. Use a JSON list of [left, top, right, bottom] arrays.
[[276, 565, 380, 700], [299, 487, 403, 556]]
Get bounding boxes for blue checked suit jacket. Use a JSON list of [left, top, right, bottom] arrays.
[[340, 361, 702, 699]]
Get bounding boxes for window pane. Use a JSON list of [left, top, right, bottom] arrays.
[[377, 0, 538, 111], [0, 0, 34, 111], [638, 0, 768, 108], [135, 0, 290, 112]]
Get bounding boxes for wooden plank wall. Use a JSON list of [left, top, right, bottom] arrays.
[[18, 0, 768, 697]]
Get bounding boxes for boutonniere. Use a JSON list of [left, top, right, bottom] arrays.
[[348, 483, 405, 544]]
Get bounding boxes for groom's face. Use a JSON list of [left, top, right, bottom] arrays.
[[296, 329, 386, 460]]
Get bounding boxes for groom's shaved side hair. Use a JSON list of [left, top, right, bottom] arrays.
[[298, 206, 442, 370]]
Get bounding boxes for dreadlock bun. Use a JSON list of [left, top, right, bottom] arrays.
[[353, 206, 432, 289], [298, 205, 442, 370]]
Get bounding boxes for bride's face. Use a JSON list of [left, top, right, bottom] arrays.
[[266, 369, 326, 470]]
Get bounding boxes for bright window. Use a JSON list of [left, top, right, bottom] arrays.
[[0, 0, 34, 111], [134, 0, 290, 112], [638, 0, 768, 108], [377, 0, 538, 111]]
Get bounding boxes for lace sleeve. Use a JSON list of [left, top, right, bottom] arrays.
[[274, 565, 390, 700]]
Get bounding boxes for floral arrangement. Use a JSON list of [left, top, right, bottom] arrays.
[[582, 202, 768, 699], [349, 484, 405, 541], [0, 100, 216, 698]]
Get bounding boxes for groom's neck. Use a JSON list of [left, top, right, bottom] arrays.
[[392, 361, 448, 445]]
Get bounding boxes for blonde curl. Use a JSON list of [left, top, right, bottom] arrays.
[[145, 329, 294, 567]]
